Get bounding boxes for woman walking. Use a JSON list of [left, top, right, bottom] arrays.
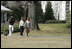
[[8, 16, 15, 36], [25, 17, 30, 36], [19, 17, 24, 36]]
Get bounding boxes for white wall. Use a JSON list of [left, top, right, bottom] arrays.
[[60, 1, 66, 20], [51, 1, 67, 20]]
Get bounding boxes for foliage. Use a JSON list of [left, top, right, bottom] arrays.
[[1, 23, 20, 35], [11, 6, 24, 21], [66, 11, 71, 21], [45, 20, 66, 24], [66, 11, 71, 28], [66, 21, 71, 28], [13, 23, 20, 32], [44, 1, 56, 21], [34, 1, 44, 23], [1, 25, 9, 36]]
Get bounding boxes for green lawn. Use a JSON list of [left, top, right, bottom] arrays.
[[11, 23, 71, 37], [30, 24, 71, 37], [1, 24, 71, 48]]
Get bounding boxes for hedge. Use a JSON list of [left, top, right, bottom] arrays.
[[66, 20, 71, 28], [45, 20, 66, 24], [1, 23, 20, 35]]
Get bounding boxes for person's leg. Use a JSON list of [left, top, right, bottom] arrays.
[[20, 26, 23, 36], [20, 27, 22, 36], [12, 25, 14, 33], [26, 28, 29, 36], [27, 33, 28, 36], [9, 25, 10, 36], [9, 25, 12, 36], [26, 28, 28, 36], [22, 27, 24, 36]]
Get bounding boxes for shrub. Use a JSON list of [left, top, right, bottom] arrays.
[[1, 23, 20, 35], [13, 23, 20, 32], [66, 12, 71, 28], [66, 20, 71, 28], [1, 25, 9, 36], [45, 20, 66, 24]]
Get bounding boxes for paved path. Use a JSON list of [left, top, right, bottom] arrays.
[[29, 36, 71, 39]]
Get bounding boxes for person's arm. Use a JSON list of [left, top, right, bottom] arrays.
[[29, 21, 32, 30]]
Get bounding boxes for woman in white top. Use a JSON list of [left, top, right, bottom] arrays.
[[19, 17, 24, 36], [25, 17, 30, 36]]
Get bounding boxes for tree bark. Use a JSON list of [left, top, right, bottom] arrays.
[[28, 1, 35, 30], [28, 1, 40, 30]]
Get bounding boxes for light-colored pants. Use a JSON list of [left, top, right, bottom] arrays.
[[9, 25, 14, 36]]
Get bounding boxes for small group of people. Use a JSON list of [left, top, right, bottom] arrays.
[[8, 16, 30, 37]]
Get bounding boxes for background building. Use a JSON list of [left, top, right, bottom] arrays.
[[50, 1, 71, 20], [1, 5, 11, 25]]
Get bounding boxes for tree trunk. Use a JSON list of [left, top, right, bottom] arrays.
[[34, 20, 40, 30], [24, 7, 27, 22], [28, 1, 35, 30], [28, 1, 40, 30]]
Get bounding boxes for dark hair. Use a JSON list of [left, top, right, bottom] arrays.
[[27, 17, 30, 20]]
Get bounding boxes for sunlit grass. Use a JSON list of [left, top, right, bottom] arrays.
[[2, 23, 71, 36], [1, 23, 71, 48], [29, 24, 71, 37]]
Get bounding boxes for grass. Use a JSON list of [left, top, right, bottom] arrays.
[[11, 23, 71, 37], [1, 23, 71, 48], [29, 24, 71, 37]]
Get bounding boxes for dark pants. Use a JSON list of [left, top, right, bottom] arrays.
[[20, 26, 24, 36]]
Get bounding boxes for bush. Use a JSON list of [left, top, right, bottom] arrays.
[[66, 20, 71, 28], [1, 25, 9, 36], [1, 23, 20, 35], [13, 24, 20, 32], [66, 12, 71, 28], [45, 20, 66, 24]]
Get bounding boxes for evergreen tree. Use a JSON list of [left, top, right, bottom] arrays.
[[11, 6, 24, 21], [66, 11, 71, 28], [45, 1, 55, 21], [34, 1, 44, 23]]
